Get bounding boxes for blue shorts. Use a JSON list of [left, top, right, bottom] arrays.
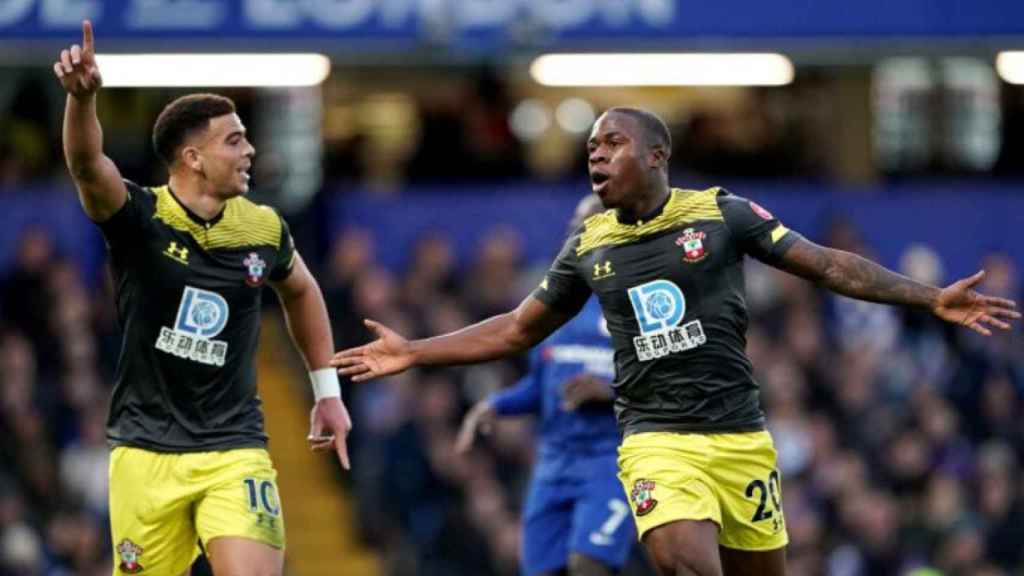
[[521, 455, 635, 575]]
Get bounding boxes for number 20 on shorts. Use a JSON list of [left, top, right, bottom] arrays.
[[744, 469, 782, 523], [243, 477, 281, 517]]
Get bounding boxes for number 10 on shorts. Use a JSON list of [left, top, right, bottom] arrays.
[[243, 478, 281, 517]]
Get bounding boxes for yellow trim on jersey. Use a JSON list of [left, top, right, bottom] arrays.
[[151, 186, 282, 250], [770, 225, 789, 244], [577, 187, 723, 257]]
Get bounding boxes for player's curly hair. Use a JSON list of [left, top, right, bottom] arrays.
[[152, 93, 236, 166]]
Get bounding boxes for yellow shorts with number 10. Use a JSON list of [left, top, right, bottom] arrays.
[[617, 430, 788, 551], [108, 447, 286, 575]]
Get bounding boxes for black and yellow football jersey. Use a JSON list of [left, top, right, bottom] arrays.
[[99, 181, 295, 452], [534, 187, 800, 435]]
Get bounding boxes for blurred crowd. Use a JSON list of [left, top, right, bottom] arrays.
[[0, 229, 116, 576], [1, 206, 1023, 575]]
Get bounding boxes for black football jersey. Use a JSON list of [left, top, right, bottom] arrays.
[[534, 187, 800, 435], [99, 181, 295, 451]]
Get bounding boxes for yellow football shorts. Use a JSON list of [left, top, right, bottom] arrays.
[[617, 430, 788, 551], [108, 447, 286, 575]]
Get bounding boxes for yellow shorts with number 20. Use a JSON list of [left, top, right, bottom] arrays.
[[617, 430, 788, 551]]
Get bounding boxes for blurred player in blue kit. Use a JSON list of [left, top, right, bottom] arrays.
[[456, 195, 636, 576]]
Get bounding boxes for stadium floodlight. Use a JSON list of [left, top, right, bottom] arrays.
[[530, 53, 794, 87], [95, 54, 331, 87], [996, 51, 1024, 84]]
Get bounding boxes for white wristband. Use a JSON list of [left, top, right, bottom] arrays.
[[310, 368, 341, 401]]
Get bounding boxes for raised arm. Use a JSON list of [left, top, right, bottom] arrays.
[[776, 237, 1019, 335], [54, 20, 127, 222], [331, 295, 574, 382]]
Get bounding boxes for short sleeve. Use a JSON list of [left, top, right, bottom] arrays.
[[716, 189, 802, 264], [531, 228, 591, 316], [97, 180, 155, 254], [269, 211, 297, 282]]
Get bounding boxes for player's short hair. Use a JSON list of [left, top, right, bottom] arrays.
[[605, 106, 672, 152], [152, 94, 236, 166]]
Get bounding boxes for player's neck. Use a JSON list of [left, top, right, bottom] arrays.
[[617, 184, 671, 225], [168, 174, 228, 221]]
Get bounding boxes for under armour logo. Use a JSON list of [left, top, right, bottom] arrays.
[[593, 260, 614, 279], [164, 241, 189, 265]]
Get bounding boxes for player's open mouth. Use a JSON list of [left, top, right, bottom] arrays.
[[591, 172, 610, 186]]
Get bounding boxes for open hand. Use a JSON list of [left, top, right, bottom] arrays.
[[53, 21, 102, 98], [932, 270, 1020, 336], [330, 319, 415, 382]]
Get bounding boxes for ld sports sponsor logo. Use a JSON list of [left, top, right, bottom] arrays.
[[627, 279, 706, 362]]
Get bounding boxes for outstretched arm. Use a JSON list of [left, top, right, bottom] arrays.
[[332, 295, 574, 382], [776, 237, 1019, 335], [777, 238, 940, 306], [272, 253, 352, 470], [55, 20, 127, 222]]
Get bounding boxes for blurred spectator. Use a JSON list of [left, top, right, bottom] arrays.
[[402, 231, 459, 316], [406, 68, 526, 183], [459, 226, 526, 320], [58, 401, 109, 517], [675, 91, 806, 178], [1, 229, 59, 373], [0, 75, 61, 187], [324, 227, 379, 353]]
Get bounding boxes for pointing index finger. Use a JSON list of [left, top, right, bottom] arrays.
[[83, 20, 94, 51]]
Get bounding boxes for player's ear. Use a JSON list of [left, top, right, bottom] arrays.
[[649, 144, 668, 170], [181, 146, 203, 172]]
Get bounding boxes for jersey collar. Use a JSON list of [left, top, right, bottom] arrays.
[[616, 189, 673, 226], [166, 184, 226, 228]]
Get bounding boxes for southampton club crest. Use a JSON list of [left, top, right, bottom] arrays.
[[630, 479, 659, 516], [116, 539, 144, 573], [676, 228, 707, 263], [243, 252, 267, 286]]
